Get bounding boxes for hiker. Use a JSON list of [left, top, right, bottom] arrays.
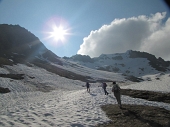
[[112, 81, 122, 108], [86, 82, 90, 92], [102, 82, 109, 95]]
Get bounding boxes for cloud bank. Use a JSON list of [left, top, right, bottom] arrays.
[[77, 12, 170, 61]]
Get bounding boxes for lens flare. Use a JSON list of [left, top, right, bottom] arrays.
[[42, 16, 71, 46], [49, 25, 68, 42]]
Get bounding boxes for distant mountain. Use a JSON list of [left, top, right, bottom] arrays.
[[0, 24, 62, 65], [64, 50, 170, 77]]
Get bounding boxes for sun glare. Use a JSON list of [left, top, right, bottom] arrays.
[[43, 17, 72, 45], [50, 25, 67, 41]]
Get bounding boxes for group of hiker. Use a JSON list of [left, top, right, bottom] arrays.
[[86, 81, 122, 108]]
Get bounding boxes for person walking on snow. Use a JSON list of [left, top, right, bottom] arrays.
[[112, 81, 122, 108], [86, 82, 90, 92], [102, 82, 109, 95]]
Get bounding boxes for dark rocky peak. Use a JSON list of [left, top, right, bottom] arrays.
[[0, 24, 62, 65], [0, 24, 47, 57], [69, 54, 94, 63], [98, 54, 111, 60], [128, 50, 170, 71], [128, 50, 156, 60]]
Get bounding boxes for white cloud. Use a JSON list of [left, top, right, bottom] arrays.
[[77, 12, 170, 61]]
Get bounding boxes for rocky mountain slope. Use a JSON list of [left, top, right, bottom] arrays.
[[0, 24, 124, 83], [65, 51, 170, 77], [0, 24, 62, 65]]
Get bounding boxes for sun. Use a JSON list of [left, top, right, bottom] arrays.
[[42, 17, 72, 44], [50, 25, 67, 42]]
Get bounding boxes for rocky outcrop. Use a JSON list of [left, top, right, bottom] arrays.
[[121, 89, 170, 103], [0, 24, 62, 65], [0, 87, 10, 93], [69, 54, 94, 63], [0, 74, 24, 80], [129, 50, 170, 72]]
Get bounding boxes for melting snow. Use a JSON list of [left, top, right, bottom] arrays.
[[0, 64, 170, 126]]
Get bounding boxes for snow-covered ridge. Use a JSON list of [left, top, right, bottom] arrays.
[[66, 50, 170, 77]]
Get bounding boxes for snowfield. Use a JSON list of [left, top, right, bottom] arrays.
[[121, 73, 170, 93], [0, 64, 170, 127]]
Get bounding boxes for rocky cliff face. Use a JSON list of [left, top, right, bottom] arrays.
[[128, 50, 170, 72], [0, 24, 94, 82], [0, 24, 62, 65]]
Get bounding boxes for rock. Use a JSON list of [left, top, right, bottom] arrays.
[[0, 87, 10, 93], [121, 89, 170, 104], [0, 74, 24, 80]]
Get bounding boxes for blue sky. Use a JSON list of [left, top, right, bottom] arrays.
[[0, 0, 170, 60]]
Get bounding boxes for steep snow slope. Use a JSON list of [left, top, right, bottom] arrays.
[[0, 64, 84, 92], [52, 58, 125, 82], [0, 62, 127, 94]]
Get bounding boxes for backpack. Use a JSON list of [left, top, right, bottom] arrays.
[[112, 84, 120, 92], [86, 82, 90, 87], [103, 83, 107, 88]]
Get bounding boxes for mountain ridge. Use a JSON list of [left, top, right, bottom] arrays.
[[0, 24, 64, 65], [64, 50, 170, 77], [0, 24, 115, 82]]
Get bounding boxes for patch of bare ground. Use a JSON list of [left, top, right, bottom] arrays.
[[97, 104, 170, 127], [97, 89, 170, 127], [0, 74, 24, 80], [121, 89, 170, 104]]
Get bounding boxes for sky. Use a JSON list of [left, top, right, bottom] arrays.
[[0, 0, 170, 61]]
